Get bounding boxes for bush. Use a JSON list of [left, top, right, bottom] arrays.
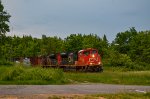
[[0, 59, 13, 66], [125, 62, 144, 71], [106, 51, 150, 71], [0, 66, 65, 84], [16, 68, 64, 82], [109, 52, 132, 67], [0, 66, 25, 80]]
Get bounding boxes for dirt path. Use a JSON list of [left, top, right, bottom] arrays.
[[0, 84, 149, 98]]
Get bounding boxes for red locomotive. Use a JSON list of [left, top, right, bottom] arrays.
[[39, 48, 103, 72]]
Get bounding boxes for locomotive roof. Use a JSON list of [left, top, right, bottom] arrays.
[[78, 48, 97, 53], [78, 50, 84, 53]]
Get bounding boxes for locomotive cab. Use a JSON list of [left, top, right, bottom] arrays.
[[77, 48, 102, 67]]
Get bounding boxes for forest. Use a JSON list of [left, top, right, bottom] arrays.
[[0, 28, 150, 71], [0, 1, 150, 71]]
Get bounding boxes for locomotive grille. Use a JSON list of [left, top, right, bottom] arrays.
[[89, 58, 97, 62]]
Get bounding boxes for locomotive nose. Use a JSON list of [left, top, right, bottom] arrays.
[[92, 54, 95, 58], [98, 62, 101, 65]]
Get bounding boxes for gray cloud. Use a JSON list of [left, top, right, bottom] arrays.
[[2, 0, 150, 42]]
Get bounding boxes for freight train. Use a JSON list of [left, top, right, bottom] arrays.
[[31, 48, 103, 72]]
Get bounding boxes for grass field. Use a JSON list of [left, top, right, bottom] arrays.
[[65, 70, 150, 85], [47, 92, 150, 99], [0, 65, 150, 85], [0, 66, 66, 85]]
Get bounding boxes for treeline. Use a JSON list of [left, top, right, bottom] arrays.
[[0, 33, 108, 59], [109, 27, 150, 70], [0, 27, 150, 70]]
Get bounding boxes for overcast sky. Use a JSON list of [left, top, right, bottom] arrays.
[[1, 0, 150, 42]]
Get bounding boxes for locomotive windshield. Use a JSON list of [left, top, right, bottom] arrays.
[[91, 50, 97, 54], [83, 51, 90, 56]]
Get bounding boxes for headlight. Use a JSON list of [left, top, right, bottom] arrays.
[[98, 62, 101, 65], [90, 63, 93, 65], [92, 54, 95, 57]]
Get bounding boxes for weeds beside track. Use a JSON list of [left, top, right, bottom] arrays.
[[0, 65, 150, 85]]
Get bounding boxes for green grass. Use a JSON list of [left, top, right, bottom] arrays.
[[0, 66, 66, 85], [48, 92, 150, 99], [64, 66, 150, 85], [92, 92, 150, 99], [65, 70, 150, 85], [0, 65, 150, 85]]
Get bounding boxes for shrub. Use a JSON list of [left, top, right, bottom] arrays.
[[0, 66, 24, 80], [107, 51, 149, 71], [125, 62, 144, 71], [16, 68, 64, 82], [0, 66, 65, 84], [109, 52, 132, 67], [0, 59, 13, 66]]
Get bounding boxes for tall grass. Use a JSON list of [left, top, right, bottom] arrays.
[[91, 92, 150, 99], [0, 66, 66, 84], [48, 93, 150, 99], [0, 66, 150, 85], [64, 70, 150, 85]]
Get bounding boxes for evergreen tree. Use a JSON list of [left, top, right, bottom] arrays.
[[0, 0, 11, 59], [0, 0, 11, 35], [102, 34, 109, 48]]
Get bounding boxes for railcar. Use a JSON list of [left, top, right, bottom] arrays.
[[41, 48, 103, 72]]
